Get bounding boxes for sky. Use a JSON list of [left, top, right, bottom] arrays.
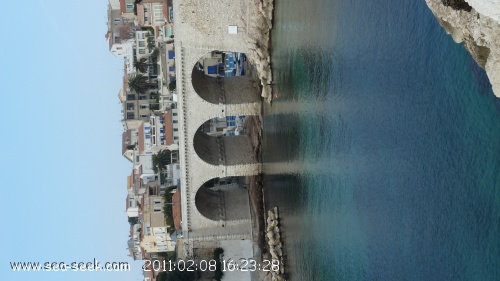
[[0, 0, 144, 280]]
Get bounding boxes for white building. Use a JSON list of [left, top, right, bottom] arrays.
[[126, 193, 139, 218]]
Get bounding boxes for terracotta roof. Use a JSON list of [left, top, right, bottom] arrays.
[[163, 111, 173, 145], [137, 4, 145, 26], [120, 0, 125, 14], [138, 122, 145, 154], [130, 169, 135, 185], [108, 35, 114, 50], [163, 4, 169, 23], [122, 130, 131, 155], [123, 76, 128, 92], [172, 190, 181, 230]]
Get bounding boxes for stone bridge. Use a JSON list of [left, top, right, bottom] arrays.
[[173, 0, 263, 248]]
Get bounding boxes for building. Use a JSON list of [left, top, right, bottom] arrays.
[[127, 223, 142, 260], [196, 51, 243, 77], [122, 128, 139, 162], [140, 195, 176, 253], [107, 2, 135, 57], [120, 0, 136, 18], [163, 109, 179, 145], [120, 78, 157, 122], [200, 116, 245, 136], [137, 2, 168, 27], [126, 193, 139, 218]]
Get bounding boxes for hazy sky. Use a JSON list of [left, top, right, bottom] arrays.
[[0, 0, 143, 280]]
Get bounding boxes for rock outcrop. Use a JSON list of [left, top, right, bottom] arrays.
[[247, 0, 275, 103], [425, 0, 500, 97], [263, 207, 287, 281]]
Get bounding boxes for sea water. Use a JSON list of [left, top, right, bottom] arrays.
[[262, 0, 500, 280]]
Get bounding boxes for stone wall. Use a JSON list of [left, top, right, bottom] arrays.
[[174, 0, 263, 241]]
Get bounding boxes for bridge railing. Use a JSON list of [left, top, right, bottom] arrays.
[[179, 45, 193, 235]]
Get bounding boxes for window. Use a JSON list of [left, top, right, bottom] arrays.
[[140, 104, 148, 109], [139, 95, 148, 100], [154, 12, 163, 17], [138, 49, 146, 54], [144, 8, 148, 12], [154, 18, 165, 23], [126, 3, 134, 9], [138, 41, 146, 47], [173, 128, 178, 132], [154, 208, 162, 213], [138, 33, 145, 39], [173, 112, 177, 116], [127, 103, 134, 110], [127, 94, 136, 100], [174, 136, 178, 140], [127, 112, 135, 119], [173, 120, 178, 124], [154, 5, 162, 10], [114, 18, 121, 22]]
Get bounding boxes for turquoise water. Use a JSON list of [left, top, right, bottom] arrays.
[[262, 0, 500, 280]]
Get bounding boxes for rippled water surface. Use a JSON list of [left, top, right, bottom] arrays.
[[262, 0, 500, 280]]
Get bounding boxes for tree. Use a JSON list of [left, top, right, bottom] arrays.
[[133, 57, 149, 73], [128, 217, 138, 226], [150, 48, 159, 59], [168, 80, 176, 91], [153, 149, 172, 173], [128, 74, 156, 94]]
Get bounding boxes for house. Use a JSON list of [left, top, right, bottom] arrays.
[[120, 0, 136, 18], [107, 2, 135, 57], [140, 195, 176, 253], [137, 2, 168, 27], [163, 109, 179, 145], [120, 79, 157, 122], [126, 193, 139, 218]]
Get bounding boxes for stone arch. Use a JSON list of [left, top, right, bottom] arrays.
[[193, 116, 259, 166], [194, 177, 251, 222], [191, 51, 261, 104]]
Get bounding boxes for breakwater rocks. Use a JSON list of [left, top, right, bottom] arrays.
[[263, 207, 287, 281], [247, 0, 275, 103], [426, 0, 500, 98]]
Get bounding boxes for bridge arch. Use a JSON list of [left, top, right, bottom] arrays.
[[191, 51, 261, 104], [194, 177, 251, 222], [193, 116, 259, 166]]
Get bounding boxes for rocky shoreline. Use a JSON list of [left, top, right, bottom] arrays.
[[425, 0, 500, 97], [247, 0, 275, 103], [262, 207, 287, 281]]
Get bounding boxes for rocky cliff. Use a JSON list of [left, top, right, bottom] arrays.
[[425, 0, 500, 97]]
